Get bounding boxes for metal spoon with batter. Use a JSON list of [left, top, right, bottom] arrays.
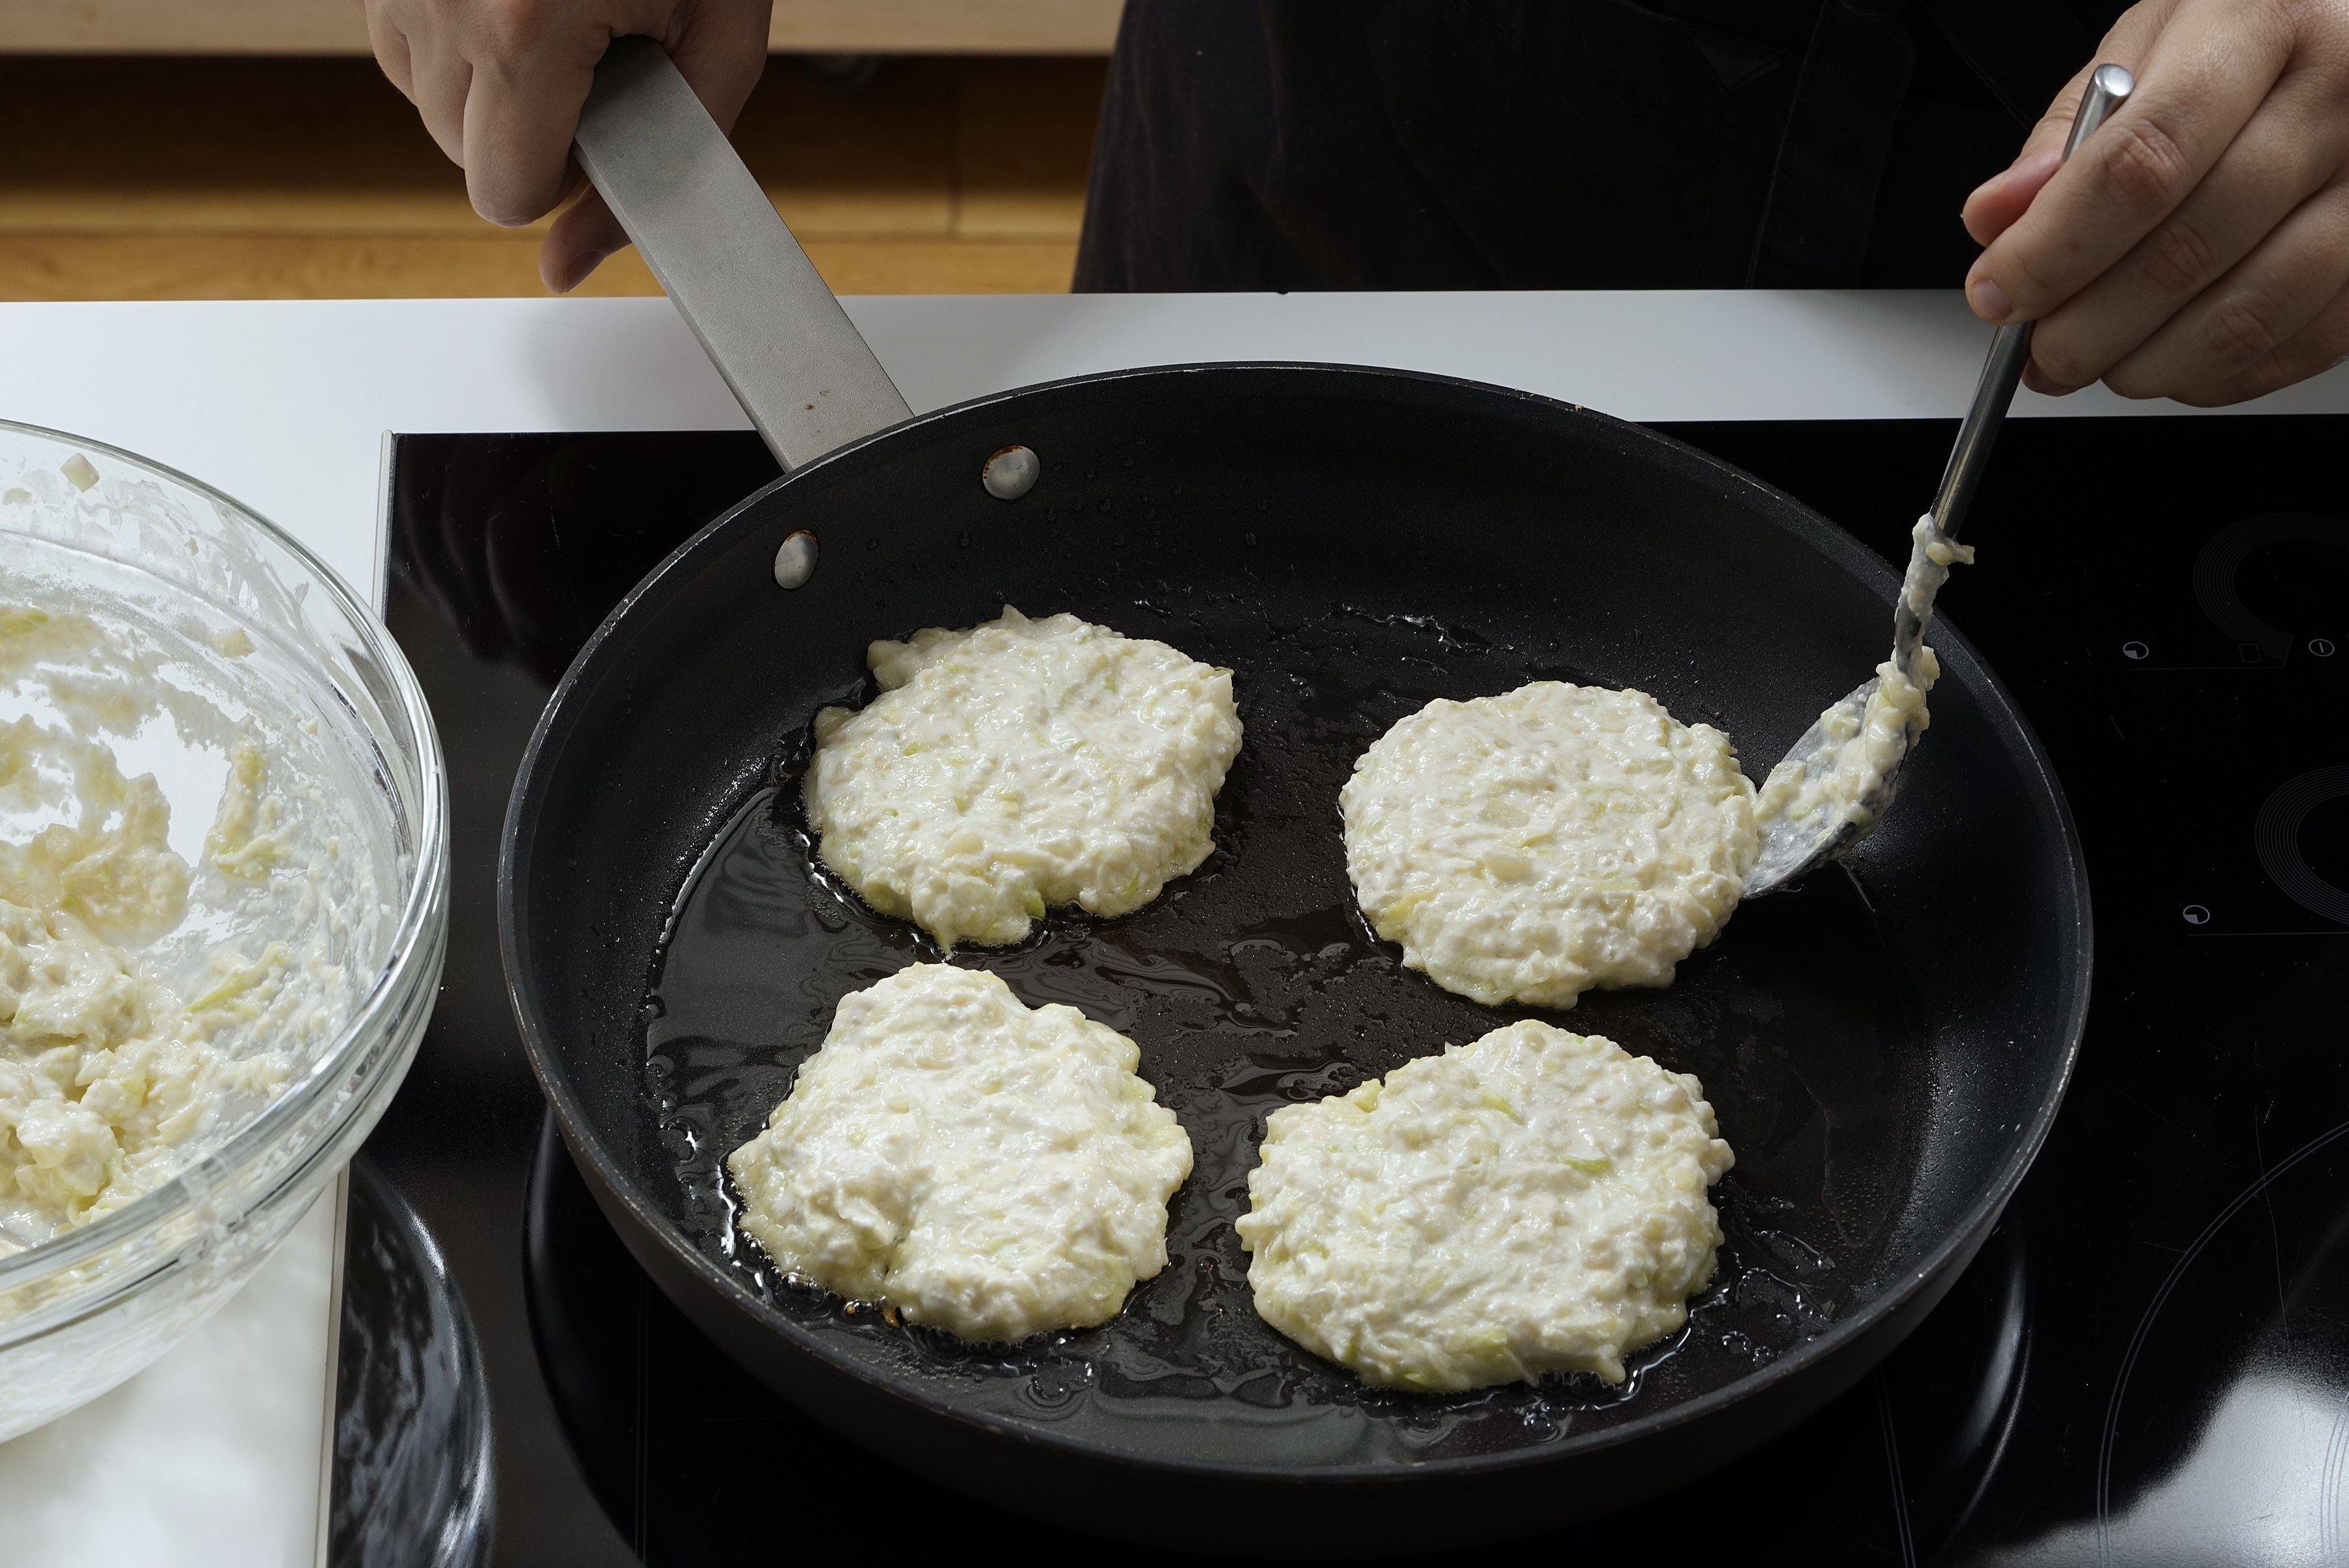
[[1744, 63, 2135, 897]]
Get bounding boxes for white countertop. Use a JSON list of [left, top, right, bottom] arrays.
[[1, 289, 2342, 1567], [9, 292, 2347, 601]]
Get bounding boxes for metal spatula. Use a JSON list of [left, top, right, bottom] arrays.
[[1745, 62, 2135, 897]]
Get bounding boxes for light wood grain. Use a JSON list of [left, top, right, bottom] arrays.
[[769, 0, 1122, 55], [0, 233, 1080, 298], [0, 55, 1101, 299], [955, 55, 1099, 239], [1, 0, 1122, 55]]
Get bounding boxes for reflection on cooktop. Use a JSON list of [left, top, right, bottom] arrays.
[[367, 416, 2349, 1564], [331, 1160, 493, 1568]]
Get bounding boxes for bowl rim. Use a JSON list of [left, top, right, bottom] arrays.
[[0, 417, 448, 1305]]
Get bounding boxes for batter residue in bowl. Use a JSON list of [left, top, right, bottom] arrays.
[[0, 606, 347, 1251]]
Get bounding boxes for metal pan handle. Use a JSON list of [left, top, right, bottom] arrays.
[[573, 36, 912, 472]]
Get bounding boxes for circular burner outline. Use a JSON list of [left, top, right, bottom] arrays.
[[2191, 514, 2348, 662], [2254, 768, 2349, 927], [2097, 1116, 2349, 1564]]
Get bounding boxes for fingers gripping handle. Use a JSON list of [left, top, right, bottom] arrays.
[[573, 37, 912, 471], [2057, 63, 2138, 164]]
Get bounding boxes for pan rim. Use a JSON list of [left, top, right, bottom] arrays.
[[497, 360, 2093, 1486]]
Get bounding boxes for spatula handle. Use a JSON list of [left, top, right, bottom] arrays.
[[1927, 63, 2136, 543], [573, 37, 912, 471]]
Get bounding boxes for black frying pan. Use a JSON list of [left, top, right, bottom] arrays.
[[497, 43, 2089, 1554]]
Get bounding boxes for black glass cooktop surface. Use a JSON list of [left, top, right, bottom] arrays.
[[356, 414, 2348, 1566]]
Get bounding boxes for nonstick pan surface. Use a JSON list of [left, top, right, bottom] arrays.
[[502, 363, 2088, 1550]]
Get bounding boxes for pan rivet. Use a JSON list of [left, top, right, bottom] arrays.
[[982, 445, 1040, 500], [773, 530, 818, 589]]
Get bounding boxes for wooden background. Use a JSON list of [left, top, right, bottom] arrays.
[[0, 3, 1115, 299], [0, 0, 1124, 55]]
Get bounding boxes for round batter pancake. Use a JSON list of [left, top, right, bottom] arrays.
[[727, 963, 1194, 1344], [1341, 682, 1758, 1008], [1236, 1020, 1734, 1391], [805, 607, 1243, 951]]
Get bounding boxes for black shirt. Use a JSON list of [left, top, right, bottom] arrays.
[[1074, 0, 2132, 292]]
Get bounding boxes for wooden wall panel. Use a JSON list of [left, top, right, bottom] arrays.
[[0, 55, 1105, 299], [0, 1, 1123, 56]]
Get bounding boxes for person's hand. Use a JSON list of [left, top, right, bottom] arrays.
[[350, 0, 773, 292], [1960, 0, 2349, 407]]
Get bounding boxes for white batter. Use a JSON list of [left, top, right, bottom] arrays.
[[728, 963, 1194, 1344], [1237, 1020, 1734, 1391], [1342, 683, 1759, 1009], [1755, 514, 1974, 848], [1, 605, 351, 1252], [805, 607, 1243, 951]]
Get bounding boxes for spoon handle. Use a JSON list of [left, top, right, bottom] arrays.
[[1927, 63, 2136, 545], [1890, 63, 2134, 681]]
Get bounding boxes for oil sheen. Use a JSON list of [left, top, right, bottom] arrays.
[[644, 606, 1924, 1466]]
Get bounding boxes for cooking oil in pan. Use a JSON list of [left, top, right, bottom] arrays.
[[642, 626, 1923, 1464]]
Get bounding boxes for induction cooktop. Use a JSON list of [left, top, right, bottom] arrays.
[[341, 412, 2348, 1565]]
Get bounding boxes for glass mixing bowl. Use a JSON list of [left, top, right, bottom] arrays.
[[0, 420, 447, 1440]]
